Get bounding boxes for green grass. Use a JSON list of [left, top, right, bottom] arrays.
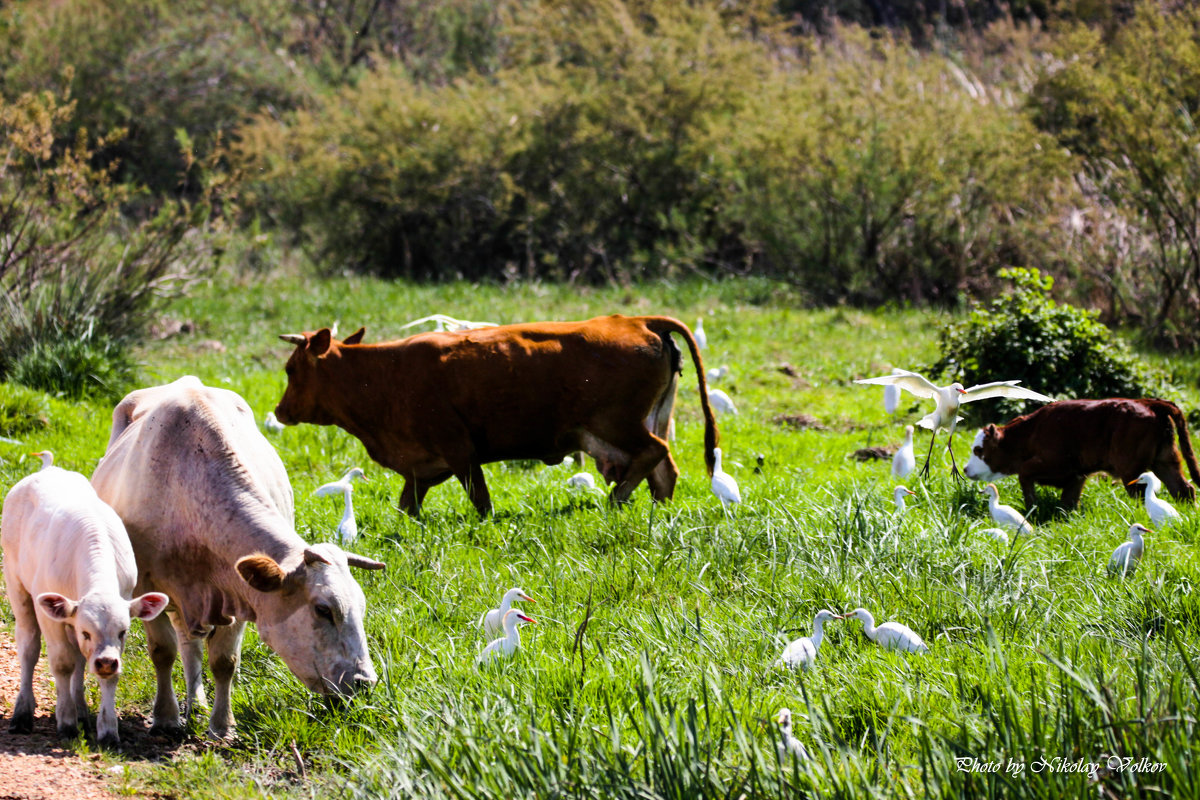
[[3, 272, 1199, 798]]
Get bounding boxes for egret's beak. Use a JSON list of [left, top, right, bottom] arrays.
[[28, 451, 43, 457], [956, 387, 967, 394], [1126, 478, 1141, 485], [518, 614, 537, 624], [521, 594, 536, 603]]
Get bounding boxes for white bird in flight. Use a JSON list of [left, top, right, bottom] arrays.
[[892, 485, 916, 514], [891, 425, 915, 479], [1128, 472, 1181, 528], [480, 587, 536, 638], [314, 467, 368, 545], [854, 369, 1053, 476], [710, 447, 742, 513], [984, 483, 1032, 535], [694, 318, 707, 350], [29, 450, 53, 470], [775, 708, 810, 762], [841, 607, 928, 653], [778, 609, 840, 670], [708, 389, 738, 415], [477, 608, 536, 666], [1108, 523, 1149, 578], [263, 412, 285, 433]]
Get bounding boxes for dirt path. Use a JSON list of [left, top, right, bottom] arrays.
[[0, 630, 155, 799]]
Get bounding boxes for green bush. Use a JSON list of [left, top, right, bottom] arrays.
[[0, 382, 50, 437], [930, 267, 1170, 422], [7, 334, 136, 401]]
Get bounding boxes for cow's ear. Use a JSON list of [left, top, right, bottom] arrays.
[[342, 327, 366, 345], [302, 548, 332, 567], [130, 592, 170, 621], [985, 423, 997, 438], [37, 592, 78, 621], [236, 554, 287, 593], [309, 328, 332, 357]]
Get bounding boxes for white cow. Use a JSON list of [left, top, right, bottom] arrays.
[[2, 466, 169, 745], [90, 376, 386, 740]]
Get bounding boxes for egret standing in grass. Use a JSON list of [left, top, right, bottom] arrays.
[[707, 365, 729, 382], [695, 318, 707, 350], [1108, 523, 1149, 578], [263, 411, 285, 434], [853, 369, 1053, 477], [841, 607, 928, 653], [984, 483, 1032, 535], [978, 526, 1010, 545], [29, 450, 53, 470], [314, 467, 368, 545], [1128, 471, 1181, 528], [567, 472, 598, 492], [892, 485, 917, 514], [711, 447, 742, 513], [477, 609, 536, 666], [892, 426, 916, 479], [480, 588, 536, 638], [708, 389, 738, 415], [775, 708, 810, 762], [778, 609, 840, 670]]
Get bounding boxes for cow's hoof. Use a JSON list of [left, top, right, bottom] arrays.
[[206, 726, 235, 742], [149, 721, 185, 739], [97, 733, 120, 749], [9, 711, 33, 734], [56, 722, 79, 740]]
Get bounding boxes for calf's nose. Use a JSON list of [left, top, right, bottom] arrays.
[[93, 656, 120, 678]]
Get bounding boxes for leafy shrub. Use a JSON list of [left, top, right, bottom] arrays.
[[930, 267, 1169, 422], [0, 382, 50, 437], [7, 335, 136, 401]]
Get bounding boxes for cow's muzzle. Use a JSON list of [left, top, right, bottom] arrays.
[[93, 656, 120, 678]]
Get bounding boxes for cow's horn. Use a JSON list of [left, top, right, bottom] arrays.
[[345, 553, 386, 571], [279, 333, 306, 345]]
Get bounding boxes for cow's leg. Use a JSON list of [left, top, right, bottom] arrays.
[[1019, 475, 1039, 510], [144, 611, 183, 735], [646, 452, 679, 501], [43, 626, 80, 738], [608, 429, 670, 506], [645, 382, 679, 501], [399, 473, 446, 517], [206, 621, 245, 741], [8, 581, 39, 733], [70, 649, 89, 731], [453, 462, 493, 516], [1154, 452, 1196, 502], [95, 674, 120, 747], [171, 614, 208, 726], [1059, 475, 1088, 510]]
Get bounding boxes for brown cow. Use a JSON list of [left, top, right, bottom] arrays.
[[273, 315, 718, 516], [963, 398, 1200, 510]]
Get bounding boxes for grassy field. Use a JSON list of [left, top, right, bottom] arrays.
[[2, 272, 1199, 799]]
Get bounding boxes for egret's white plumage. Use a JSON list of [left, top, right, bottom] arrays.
[[480, 587, 536, 638], [314, 467, 368, 545], [841, 607, 928, 653], [984, 483, 1032, 535], [708, 389, 738, 415], [1128, 472, 1181, 528], [892, 485, 916, 513], [400, 314, 498, 332], [978, 527, 1010, 544], [775, 708, 811, 762], [29, 450, 53, 470], [892, 426, 916, 479], [778, 610, 840, 670], [711, 447, 742, 512], [477, 609, 536, 666], [1108, 523, 1149, 577], [694, 318, 707, 350], [314, 467, 368, 497], [567, 472, 598, 492], [854, 368, 1053, 475], [883, 383, 901, 415], [263, 412, 285, 434], [707, 365, 729, 382]]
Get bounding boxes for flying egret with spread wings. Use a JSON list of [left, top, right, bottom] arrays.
[[854, 369, 1053, 477]]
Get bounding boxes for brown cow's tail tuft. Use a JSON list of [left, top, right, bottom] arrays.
[[645, 316, 719, 475], [1169, 403, 1200, 491]]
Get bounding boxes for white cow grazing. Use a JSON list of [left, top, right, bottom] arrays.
[[90, 376, 386, 740], [2, 467, 169, 746]]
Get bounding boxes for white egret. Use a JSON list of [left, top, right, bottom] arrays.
[[477, 609, 536, 666], [983, 483, 1032, 535], [711, 447, 742, 512], [884, 383, 901, 415], [978, 527, 1010, 545], [480, 587, 536, 638], [707, 365, 729, 382], [263, 412, 285, 434], [694, 318, 707, 350], [314, 467, 368, 545], [708, 389, 738, 415], [892, 485, 916, 514], [775, 708, 811, 762], [1108, 523, 1149, 577], [853, 369, 1053, 476], [567, 472, 598, 492], [891, 426, 916, 479], [29, 450, 53, 470], [1128, 472, 1181, 528], [400, 314, 497, 332], [778, 609, 840, 670], [840, 607, 928, 653]]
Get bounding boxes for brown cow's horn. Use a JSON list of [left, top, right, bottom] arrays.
[[279, 333, 306, 345], [345, 553, 386, 571]]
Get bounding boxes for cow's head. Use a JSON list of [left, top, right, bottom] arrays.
[[274, 327, 366, 426], [963, 425, 1011, 481], [37, 591, 169, 679], [235, 543, 385, 696]]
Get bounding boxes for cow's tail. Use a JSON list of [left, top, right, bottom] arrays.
[[1168, 403, 1200, 489], [645, 316, 719, 476]]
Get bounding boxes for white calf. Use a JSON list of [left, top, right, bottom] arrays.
[[1, 466, 168, 746]]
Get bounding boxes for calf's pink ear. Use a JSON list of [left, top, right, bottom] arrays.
[[130, 592, 170, 621], [37, 592, 78, 621], [236, 553, 287, 593]]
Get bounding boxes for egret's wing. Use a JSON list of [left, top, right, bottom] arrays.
[[960, 381, 1053, 404], [313, 481, 344, 497], [853, 369, 940, 400], [399, 314, 452, 330]]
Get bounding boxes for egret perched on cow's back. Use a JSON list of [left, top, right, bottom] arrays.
[[1108, 523, 1149, 578], [400, 314, 497, 332], [477, 609, 536, 667], [314, 467, 368, 545], [29, 450, 53, 470], [711, 447, 742, 513], [841, 607, 928, 653], [775, 708, 810, 762], [892, 425, 916, 479], [480, 587, 536, 638], [694, 318, 707, 350], [1128, 471, 1181, 528], [708, 389, 738, 415], [892, 485, 916, 514], [853, 368, 1053, 476], [263, 411, 285, 434], [778, 609, 840, 670], [983, 483, 1032, 535]]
